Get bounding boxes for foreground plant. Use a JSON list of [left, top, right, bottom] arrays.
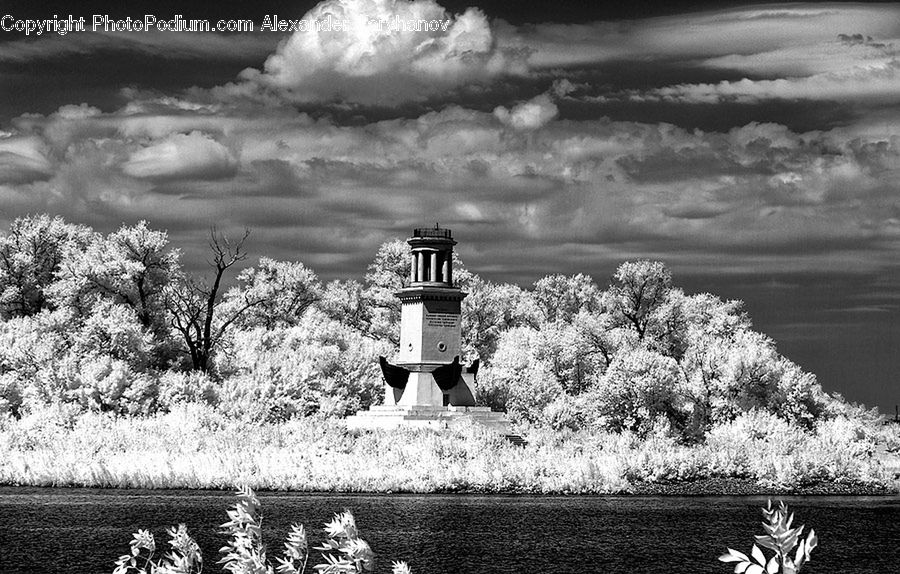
[[113, 485, 412, 574], [719, 500, 818, 574], [113, 524, 202, 574]]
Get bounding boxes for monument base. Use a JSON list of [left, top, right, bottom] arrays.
[[346, 405, 510, 433], [383, 370, 477, 407]]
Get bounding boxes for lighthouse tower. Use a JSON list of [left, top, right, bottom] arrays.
[[387, 226, 475, 406], [347, 226, 509, 431]]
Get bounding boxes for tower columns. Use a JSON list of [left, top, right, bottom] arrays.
[[428, 251, 438, 281], [410, 247, 455, 285]]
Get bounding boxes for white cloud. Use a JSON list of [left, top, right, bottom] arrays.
[[3, 1, 900, 292], [504, 4, 900, 68], [8, 3, 899, 111], [122, 131, 236, 180], [240, 0, 527, 104], [2, 95, 898, 276], [0, 134, 53, 184], [631, 61, 900, 104], [702, 36, 899, 77], [524, 5, 900, 107], [493, 94, 558, 130], [54, 104, 103, 119]]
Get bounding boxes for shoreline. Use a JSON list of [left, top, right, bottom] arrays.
[[627, 477, 898, 496], [2, 478, 896, 497], [3, 406, 897, 497]]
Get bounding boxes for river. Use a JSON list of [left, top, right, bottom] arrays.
[[0, 488, 897, 573]]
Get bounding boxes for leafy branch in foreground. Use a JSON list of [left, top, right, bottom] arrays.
[[113, 485, 412, 574], [313, 510, 374, 573], [719, 500, 817, 574], [113, 524, 202, 574]]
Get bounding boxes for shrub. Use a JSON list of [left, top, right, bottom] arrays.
[[477, 326, 565, 423], [70, 356, 158, 415], [0, 304, 161, 415], [542, 394, 588, 431], [583, 348, 686, 436], [216, 311, 388, 420], [0, 372, 22, 417], [157, 370, 220, 409]]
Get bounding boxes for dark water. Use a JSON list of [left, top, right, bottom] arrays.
[[0, 488, 897, 574]]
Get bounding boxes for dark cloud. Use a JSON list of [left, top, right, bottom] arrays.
[[0, 30, 279, 64]]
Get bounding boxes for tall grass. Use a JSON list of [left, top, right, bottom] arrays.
[[1, 403, 897, 493], [113, 485, 411, 574]]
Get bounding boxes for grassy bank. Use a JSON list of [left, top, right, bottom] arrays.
[[1, 403, 897, 493]]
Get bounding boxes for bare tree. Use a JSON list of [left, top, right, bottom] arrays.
[[165, 228, 262, 372]]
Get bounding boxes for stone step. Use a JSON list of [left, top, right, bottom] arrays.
[[346, 408, 511, 432], [503, 434, 527, 447]]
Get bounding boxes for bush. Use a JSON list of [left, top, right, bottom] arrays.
[[0, 305, 161, 415], [216, 310, 389, 421], [703, 410, 888, 486], [2, 402, 896, 492], [583, 348, 685, 436], [157, 370, 219, 409], [477, 326, 565, 423]]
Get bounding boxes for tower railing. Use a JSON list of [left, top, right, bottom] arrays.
[[413, 227, 452, 239]]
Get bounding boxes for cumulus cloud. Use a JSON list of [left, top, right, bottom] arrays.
[[0, 134, 53, 184], [238, 0, 528, 105], [122, 131, 237, 180], [493, 94, 558, 130], [3, 94, 900, 280], [8, 3, 898, 112], [3, 2, 900, 279]]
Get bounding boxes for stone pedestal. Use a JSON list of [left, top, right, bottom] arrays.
[[384, 370, 477, 407], [346, 405, 510, 432], [389, 371, 443, 406]]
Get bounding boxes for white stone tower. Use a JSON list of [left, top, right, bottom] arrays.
[[387, 226, 475, 407], [346, 226, 509, 431]]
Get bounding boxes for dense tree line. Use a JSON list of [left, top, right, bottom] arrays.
[[0, 215, 838, 439]]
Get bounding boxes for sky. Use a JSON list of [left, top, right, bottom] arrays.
[[0, 0, 899, 414]]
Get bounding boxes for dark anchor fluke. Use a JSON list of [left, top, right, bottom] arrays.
[[379, 356, 410, 390], [466, 358, 479, 379], [432, 356, 462, 391]]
